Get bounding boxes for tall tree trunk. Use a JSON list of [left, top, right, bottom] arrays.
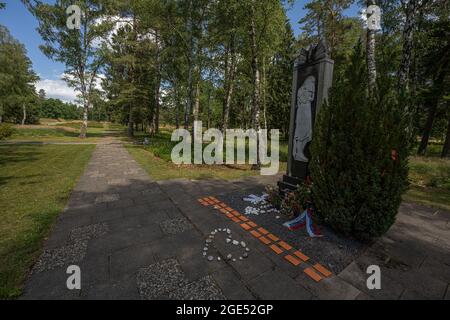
[[79, 103, 88, 139], [222, 39, 236, 130], [262, 57, 267, 129], [417, 102, 438, 155], [206, 89, 211, 130], [185, 62, 193, 130], [127, 105, 134, 137], [175, 83, 180, 129], [398, 0, 419, 90], [21, 103, 27, 125], [250, 4, 261, 168], [185, 2, 194, 130], [154, 82, 161, 134], [193, 79, 200, 122], [418, 67, 447, 155], [366, 0, 377, 94], [442, 113, 450, 158], [154, 32, 162, 134]]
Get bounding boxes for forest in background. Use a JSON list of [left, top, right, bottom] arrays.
[[0, 0, 449, 156]]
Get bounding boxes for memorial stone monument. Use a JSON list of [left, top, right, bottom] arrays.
[[279, 40, 334, 192]]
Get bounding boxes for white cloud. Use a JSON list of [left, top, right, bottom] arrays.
[[35, 77, 78, 103], [36, 73, 105, 104]]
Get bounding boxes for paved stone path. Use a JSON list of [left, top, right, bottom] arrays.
[[339, 202, 450, 300], [21, 141, 450, 300]]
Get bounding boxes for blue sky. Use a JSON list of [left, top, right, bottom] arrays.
[[0, 0, 359, 102]]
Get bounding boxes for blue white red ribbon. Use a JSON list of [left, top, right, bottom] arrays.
[[283, 208, 322, 237]]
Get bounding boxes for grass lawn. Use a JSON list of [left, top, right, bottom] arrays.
[[126, 144, 287, 181], [0, 144, 95, 299], [405, 155, 450, 211], [125, 127, 287, 180], [6, 121, 123, 143]]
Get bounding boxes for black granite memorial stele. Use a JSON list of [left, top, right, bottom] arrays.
[[278, 40, 334, 193]]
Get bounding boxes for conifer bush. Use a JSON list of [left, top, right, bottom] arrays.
[[310, 44, 411, 240], [0, 124, 14, 140]]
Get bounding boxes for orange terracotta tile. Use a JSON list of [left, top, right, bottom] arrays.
[[269, 244, 284, 255], [221, 209, 231, 215], [247, 221, 257, 228], [278, 241, 292, 251], [232, 217, 241, 223], [250, 230, 262, 238], [293, 251, 310, 262], [225, 207, 233, 212], [259, 236, 271, 245], [240, 223, 252, 231], [304, 268, 322, 282], [226, 212, 234, 218], [267, 234, 279, 242], [239, 216, 249, 222], [313, 263, 332, 277], [257, 227, 269, 235], [284, 255, 301, 266], [231, 211, 241, 217], [219, 203, 227, 208]]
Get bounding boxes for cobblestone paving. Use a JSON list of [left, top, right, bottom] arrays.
[[21, 140, 450, 300]]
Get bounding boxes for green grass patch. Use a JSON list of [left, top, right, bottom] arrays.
[[125, 127, 287, 180], [0, 144, 95, 299], [126, 144, 286, 181], [8, 122, 123, 142], [61, 121, 105, 129], [405, 155, 450, 211], [129, 128, 289, 163]]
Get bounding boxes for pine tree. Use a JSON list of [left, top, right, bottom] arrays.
[[310, 43, 411, 240]]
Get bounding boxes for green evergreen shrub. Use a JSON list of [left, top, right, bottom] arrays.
[[0, 123, 15, 140], [310, 43, 411, 240]]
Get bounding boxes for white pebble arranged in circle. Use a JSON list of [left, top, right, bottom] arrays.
[[202, 228, 250, 262]]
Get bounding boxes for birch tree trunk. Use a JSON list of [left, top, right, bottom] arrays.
[[398, 0, 419, 90], [222, 39, 237, 130], [21, 103, 27, 125], [79, 103, 89, 139], [250, 2, 261, 168], [366, 0, 377, 95]]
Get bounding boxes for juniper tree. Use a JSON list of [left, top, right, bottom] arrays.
[[310, 43, 411, 240]]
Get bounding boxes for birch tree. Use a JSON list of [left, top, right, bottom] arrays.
[[24, 0, 110, 138]]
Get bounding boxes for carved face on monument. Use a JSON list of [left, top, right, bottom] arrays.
[[293, 76, 316, 163], [298, 76, 316, 104]]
